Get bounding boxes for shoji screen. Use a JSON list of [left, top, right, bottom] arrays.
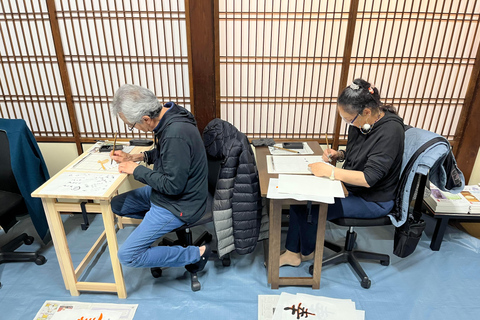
[[56, 0, 190, 139], [219, 0, 480, 141], [0, 0, 71, 139], [346, 0, 480, 140], [0, 0, 190, 141], [219, 1, 347, 139]]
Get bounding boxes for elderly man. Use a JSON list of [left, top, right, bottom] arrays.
[[109, 84, 210, 273]]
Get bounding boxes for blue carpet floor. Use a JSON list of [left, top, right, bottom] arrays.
[[1, 213, 479, 320]]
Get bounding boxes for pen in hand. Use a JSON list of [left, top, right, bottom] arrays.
[[325, 136, 332, 162], [111, 132, 117, 165]]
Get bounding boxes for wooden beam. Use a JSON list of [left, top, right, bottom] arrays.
[[453, 42, 480, 182], [185, 0, 219, 134], [46, 0, 82, 155]]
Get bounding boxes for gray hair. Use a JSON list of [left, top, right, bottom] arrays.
[[111, 84, 162, 123]]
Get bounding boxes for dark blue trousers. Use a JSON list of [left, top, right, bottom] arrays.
[[285, 194, 394, 256]]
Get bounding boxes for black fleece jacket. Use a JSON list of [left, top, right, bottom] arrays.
[[133, 102, 208, 224], [343, 111, 405, 202]]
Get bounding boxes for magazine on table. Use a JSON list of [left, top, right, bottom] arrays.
[[425, 183, 470, 214]]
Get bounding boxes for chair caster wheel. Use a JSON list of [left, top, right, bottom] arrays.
[[222, 257, 231, 267], [361, 278, 371, 289], [151, 267, 163, 278], [380, 259, 390, 266], [24, 236, 34, 245], [35, 255, 47, 265], [190, 273, 201, 291], [308, 264, 314, 275]]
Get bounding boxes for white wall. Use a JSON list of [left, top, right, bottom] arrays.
[[468, 147, 480, 185]]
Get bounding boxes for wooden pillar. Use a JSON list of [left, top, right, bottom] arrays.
[[46, 0, 82, 154], [332, 0, 359, 151], [185, 0, 219, 134], [454, 57, 480, 183]]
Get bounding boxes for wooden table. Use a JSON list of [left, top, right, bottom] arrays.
[[31, 145, 150, 298], [256, 141, 328, 289], [424, 202, 480, 251]]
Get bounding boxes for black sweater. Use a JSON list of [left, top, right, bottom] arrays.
[[343, 111, 405, 202], [133, 102, 208, 224]]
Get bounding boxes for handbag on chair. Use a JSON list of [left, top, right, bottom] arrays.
[[393, 215, 426, 258]]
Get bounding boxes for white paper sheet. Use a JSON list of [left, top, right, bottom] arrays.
[[38, 172, 121, 197], [267, 178, 334, 203], [258, 295, 281, 320], [68, 153, 121, 172], [266, 155, 327, 174], [277, 174, 345, 199]]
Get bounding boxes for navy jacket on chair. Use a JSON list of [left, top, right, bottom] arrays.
[[0, 119, 50, 241]]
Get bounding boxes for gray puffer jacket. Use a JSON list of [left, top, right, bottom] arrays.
[[203, 119, 265, 258]]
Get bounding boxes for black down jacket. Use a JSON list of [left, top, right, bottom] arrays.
[[203, 118, 263, 257]]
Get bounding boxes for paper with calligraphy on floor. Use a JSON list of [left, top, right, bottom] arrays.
[[33, 300, 137, 320], [258, 293, 364, 320]]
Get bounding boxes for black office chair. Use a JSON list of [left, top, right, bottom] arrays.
[[150, 156, 226, 291], [309, 172, 428, 289], [0, 130, 47, 288]]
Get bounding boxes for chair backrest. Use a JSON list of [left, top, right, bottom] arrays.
[[206, 156, 222, 196], [0, 130, 22, 195]]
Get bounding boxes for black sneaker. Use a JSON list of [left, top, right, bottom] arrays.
[[185, 242, 212, 273]]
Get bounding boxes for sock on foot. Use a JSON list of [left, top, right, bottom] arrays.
[[279, 250, 301, 267], [301, 252, 314, 262]]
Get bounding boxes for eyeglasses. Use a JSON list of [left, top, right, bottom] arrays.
[[341, 113, 361, 124], [349, 113, 361, 124], [127, 122, 136, 131]]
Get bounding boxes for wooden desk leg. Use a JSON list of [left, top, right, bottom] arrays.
[[268, 199, 282, 289], [430, 217, 449, 251], [311, 203, 328, 289], [100, 200, 127, 299], [41, 198, 79, 296]]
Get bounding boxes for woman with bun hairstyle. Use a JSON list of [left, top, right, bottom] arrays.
[[280, 78, 405, 267]]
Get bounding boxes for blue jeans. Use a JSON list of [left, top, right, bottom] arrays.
[[111, 186, 200, 268], [285, 194, 394, 256]]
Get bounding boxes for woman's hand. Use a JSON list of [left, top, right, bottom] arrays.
[[118, 161, 139, 175], [322, 149, 339, 162], [110, 150, 133, 163], [308, 162, 333, 178]]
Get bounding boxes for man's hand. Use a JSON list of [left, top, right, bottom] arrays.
[[110, 150, 133, 163], [308, 162, 332, 177], [118, 161, 139, 174]]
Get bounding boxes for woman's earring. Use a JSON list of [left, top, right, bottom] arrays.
[[361, 123, 371, 131]]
